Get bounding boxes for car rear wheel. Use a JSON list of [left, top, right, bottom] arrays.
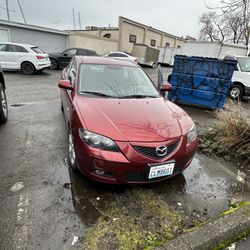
[[0, 83, 8, 124], [21, 62, 35, 75], [68, 130, 77, 170], [229, 84, 243, 100], [50, 58, 58, 70]]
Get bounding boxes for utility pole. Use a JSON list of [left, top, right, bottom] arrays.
[[72, 8, 76, 30], [5, 0, 10, 21], [78, 11, 82, 30], [17, 0, 26, 24]]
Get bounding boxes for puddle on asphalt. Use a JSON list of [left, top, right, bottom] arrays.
[[51, 153, 250, 248]]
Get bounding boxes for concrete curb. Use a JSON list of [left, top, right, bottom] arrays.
[[156, 204, 250, 250]]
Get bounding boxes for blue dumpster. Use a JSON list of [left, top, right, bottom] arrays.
[[168, 55, 237, 109]]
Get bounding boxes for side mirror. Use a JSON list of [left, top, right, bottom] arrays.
[[58, 80, 73, 91], [63, 53, 68, 56], [160, 83, 172, 94]]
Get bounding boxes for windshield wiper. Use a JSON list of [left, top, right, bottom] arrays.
[[118, 94, 158, 99], [80, 91, 113, 97]]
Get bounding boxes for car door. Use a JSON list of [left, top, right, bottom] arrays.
[[58, 49, 77, 68], [4, 45, 28, 69], [0, 44, 8, 68], [61, 59, 77, 124]]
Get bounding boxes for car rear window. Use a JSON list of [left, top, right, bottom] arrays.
[[31, 47, 45, 54]]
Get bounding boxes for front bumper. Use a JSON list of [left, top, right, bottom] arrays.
[[74, 135, 198, 184]]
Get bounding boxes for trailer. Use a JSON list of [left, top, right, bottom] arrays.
[[159, 42, 247, 66], [132, 44, 160, 68], [158, 47, 181, 65], [180, 41, 247, 59]]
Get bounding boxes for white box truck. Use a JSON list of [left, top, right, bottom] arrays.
[[132, 44, 160, 68], [166, 41, 249, 99]]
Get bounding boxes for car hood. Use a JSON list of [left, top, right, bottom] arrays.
[[76, 97, 186, 142]]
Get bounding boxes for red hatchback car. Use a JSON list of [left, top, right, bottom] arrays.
[[59, 56, 198, 184]]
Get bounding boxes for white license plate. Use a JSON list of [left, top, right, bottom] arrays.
[[148, 162, 175, 179]]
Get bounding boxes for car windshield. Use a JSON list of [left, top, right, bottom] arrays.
[[237, 57, 250, 72], [78, 64, 160, 98]]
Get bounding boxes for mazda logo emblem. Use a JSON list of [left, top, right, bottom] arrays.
[[156, 146, 167, 157]]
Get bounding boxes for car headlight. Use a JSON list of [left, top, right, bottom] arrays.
[[79, 128, 120, 152], [187, 124, 197, 143]]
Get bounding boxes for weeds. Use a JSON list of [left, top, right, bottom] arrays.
[[199, 101, 250, 165]]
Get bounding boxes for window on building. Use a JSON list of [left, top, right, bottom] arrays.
[[165, 42, 170, 47], [103, 33, 111, 38], [151, 39, 156, 47], [129, 34, 136, 43]]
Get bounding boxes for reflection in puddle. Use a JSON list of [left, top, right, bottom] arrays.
[[52, 153, 250, 248]]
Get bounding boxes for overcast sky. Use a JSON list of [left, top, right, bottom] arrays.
[[0, 0, 219, 38]]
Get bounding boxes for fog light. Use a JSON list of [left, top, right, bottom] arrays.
[[93, 168, 105, 176]]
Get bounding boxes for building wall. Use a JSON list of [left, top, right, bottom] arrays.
[[118, 17, 183, 53], [145, 30, 162, 48], [68, 32, 118, 55], [0, 24, 68, 53], [118, 21, 145, 53]]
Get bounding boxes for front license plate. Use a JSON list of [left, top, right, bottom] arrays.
[[148, 162, 175, 179]]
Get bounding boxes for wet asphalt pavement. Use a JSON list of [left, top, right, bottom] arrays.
[[0, 68, 249, 249]]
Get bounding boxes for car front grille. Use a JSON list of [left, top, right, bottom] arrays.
[[132, 140, 179, 160]]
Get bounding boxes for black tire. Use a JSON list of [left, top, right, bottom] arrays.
[[50, 58, 58, 70], [229, 84, 243, 100], [68, 130, 77, 170], [21, 62, 35, 75], [0, 83, 8, 124]]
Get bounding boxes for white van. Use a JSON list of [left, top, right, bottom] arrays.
[[224, 55, 250, 99]]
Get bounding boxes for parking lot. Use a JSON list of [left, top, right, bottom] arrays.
[[0, 68, 250, 249]]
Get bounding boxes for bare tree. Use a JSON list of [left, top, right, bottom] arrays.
[[200, 0, 250, 46], [199, 11, 228, 42]]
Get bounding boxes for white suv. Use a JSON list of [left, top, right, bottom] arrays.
[[0, 42, 51, 74]]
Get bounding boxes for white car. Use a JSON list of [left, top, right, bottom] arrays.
[[103, 51, 137, 62], [0, 42, 51, 74]]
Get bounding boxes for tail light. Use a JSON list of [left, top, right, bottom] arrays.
[[36, 55, 45, 60]]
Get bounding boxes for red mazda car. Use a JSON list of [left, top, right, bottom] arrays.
[[58, 56, 198, 184]]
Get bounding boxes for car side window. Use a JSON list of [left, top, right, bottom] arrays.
[[68, 60, 77, 87], [77, 49, 88, 56], [108, 53, 115, 57], [63, 49, 77, 56], [117, 53, 127, 57], [8, 45, 28, 52], [0, 44, 8, 51]]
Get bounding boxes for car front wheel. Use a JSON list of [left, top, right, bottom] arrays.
[[21, 62, 35, 75], [68, 130, 77, 170], [229, 84, 243, 100], [0, 83, 8, 124]]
